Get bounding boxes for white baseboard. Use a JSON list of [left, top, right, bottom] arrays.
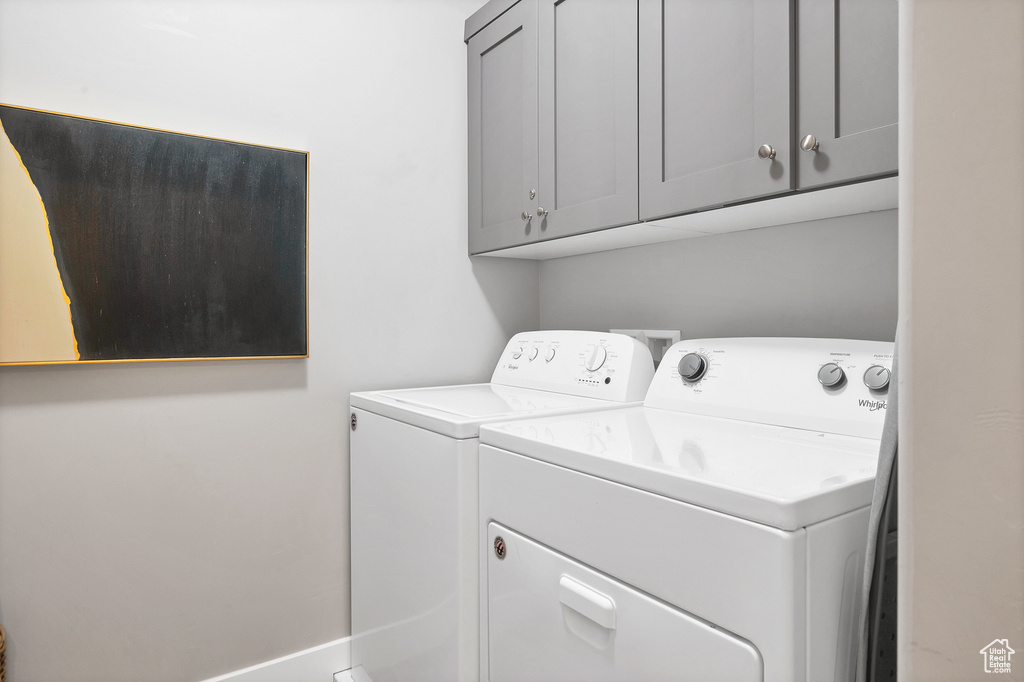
[[199, 637, 351, 682]]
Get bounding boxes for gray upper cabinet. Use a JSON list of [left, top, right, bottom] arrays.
[[639, 0, 794, 221], [467, 0, 538, 255], [537, 0, 638, 240], [468, 0, 898, 258], [796, 0, 898, 189], [467, 0, 638, 255]]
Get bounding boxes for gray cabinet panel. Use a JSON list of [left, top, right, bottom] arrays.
[[640, 0, 793, 221], [796, 0, 898, 189], [538, 0, 638, 238], [662, 1, 756, 180], [468, 0, 538, 255]]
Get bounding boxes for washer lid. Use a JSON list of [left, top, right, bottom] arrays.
[[350, 384, 625, 439], [480, 406, 881, 530]]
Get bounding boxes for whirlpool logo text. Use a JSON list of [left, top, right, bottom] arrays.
[[859, 399, 887, 411]]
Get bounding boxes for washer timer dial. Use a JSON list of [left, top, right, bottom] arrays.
[[585, 345, 607, 372]]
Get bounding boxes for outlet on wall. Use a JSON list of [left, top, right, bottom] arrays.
[[610, 329, 681, 367]]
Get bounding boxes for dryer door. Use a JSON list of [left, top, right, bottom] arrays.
[[486, 523, 763, 681]]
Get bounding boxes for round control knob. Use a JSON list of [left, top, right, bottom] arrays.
[[677, 353, 708, 383], [585, 345, 607, 372], [863, 365, 891, 391], [545, 347, 556, 362], [528, 347, 539, 361], [818, 362, 846, 388], [511, 346, 524, 360]]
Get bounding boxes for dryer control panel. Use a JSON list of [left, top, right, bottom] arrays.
[[644, 337, 895, 439], [491, 331, 655, 403]]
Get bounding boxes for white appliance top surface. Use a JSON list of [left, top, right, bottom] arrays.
[[350, 384, 628, 439], [480, 405, 881, 531], [369, 384, 615, 418]]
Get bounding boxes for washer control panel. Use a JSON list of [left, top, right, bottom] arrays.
[[491, 331, 656, 403], [644, 337, 895, 439]]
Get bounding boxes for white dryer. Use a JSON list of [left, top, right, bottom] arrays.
[[349, 331, 655, 682], [477, 337, 894, 682]]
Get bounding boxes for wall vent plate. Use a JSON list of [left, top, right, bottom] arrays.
[[610, 329, 681, 367]]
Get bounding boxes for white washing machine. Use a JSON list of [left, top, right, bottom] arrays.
[[477, 337, 894, 682], [349, 330, 656, 682]]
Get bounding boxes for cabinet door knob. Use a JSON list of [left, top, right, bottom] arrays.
[[521, 211, 532, 221], [757, 144, 776, 160], [800, 134, 820, 152], [536, 207, 548, 218]]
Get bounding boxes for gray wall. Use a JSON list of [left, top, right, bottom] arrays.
[[0, 1, 538, 681], [540, 210, 898, 342]]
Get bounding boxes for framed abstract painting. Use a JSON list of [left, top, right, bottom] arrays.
[[0, 103, 308, 365]]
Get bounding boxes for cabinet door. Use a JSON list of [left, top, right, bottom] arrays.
[[537, 0, 638, 239], [796, 0, 898, 189], [468, 0, 538, 255], [639, 0, 793, 221]]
